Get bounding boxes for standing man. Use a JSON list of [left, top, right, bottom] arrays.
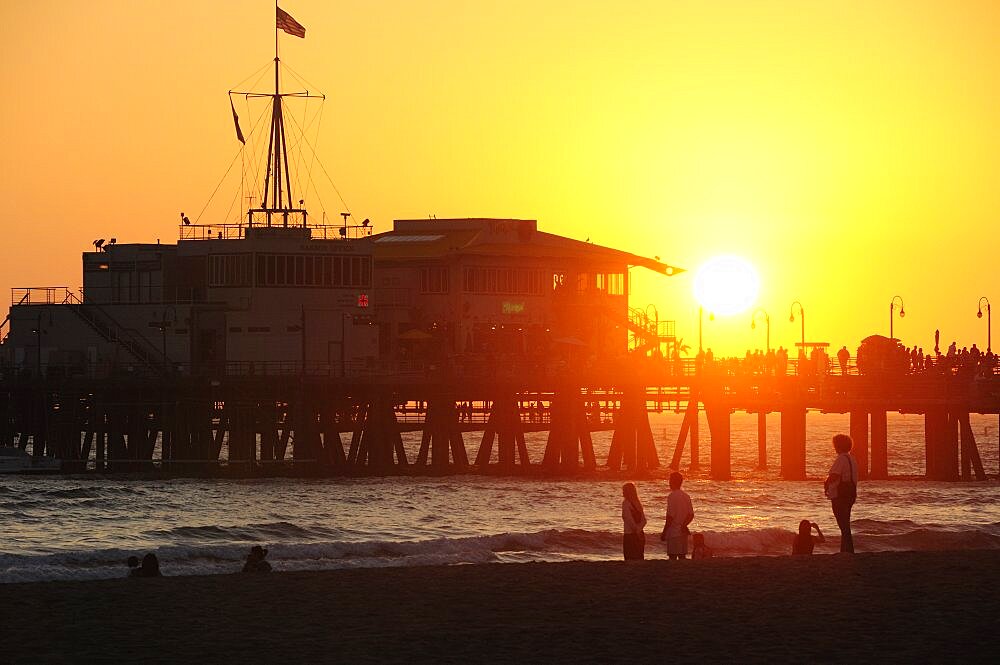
[[660, 472, 695, 560], [837, 345, 850, 375]]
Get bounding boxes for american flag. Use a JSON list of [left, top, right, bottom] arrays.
[[277, 6, 306, 38]]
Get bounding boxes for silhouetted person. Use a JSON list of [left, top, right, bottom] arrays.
[[691, 532, 713, 559], [792, 520, 825, 555], [621, 482, 647, 561], [837, 346, 850, 375], [138, 552, 162, 577], [242, 545, 272, 573], [824, 434, 858, 553], [660, 472, 694, 560], [127, 555, 141, 577]]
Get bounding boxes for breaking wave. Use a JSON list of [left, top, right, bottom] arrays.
[[3, 521, 999, 584]]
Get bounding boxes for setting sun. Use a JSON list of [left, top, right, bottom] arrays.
[[693, 255, 760, 316]]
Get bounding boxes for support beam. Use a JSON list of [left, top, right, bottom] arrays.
[[704, 400, 731, 480], [415, 396, 467, 469], [669, 399, 698, 470], [780, 405, 806, 480], [542, 389, 595, 473], [756, 411, 767, 469], [849, 410, 869, 481], [958, 413, 986, 481], [870, 409, 888, 480], [606, 387, 659, 472]]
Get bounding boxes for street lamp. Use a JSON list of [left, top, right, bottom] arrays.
[[890, 295, 905, 340], [751, 308, 771, 352], [978, 296, 991, 353], [789, 301, 805, 349], [31, 311, 53, 377], [154, 305, 177, 360], [698, 306, 714, 354]]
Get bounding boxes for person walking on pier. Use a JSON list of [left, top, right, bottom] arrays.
[[824, 434, 859, 553], [837, 346, 850, 375], [621, 482, 647, 561], [660, 472, 694, 560]]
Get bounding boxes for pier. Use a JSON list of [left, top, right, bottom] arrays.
[[2, 354, 997, 481]]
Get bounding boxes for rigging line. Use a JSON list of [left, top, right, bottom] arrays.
[[304, 162, 328, 227], [243, 93, 274, 204], [193, 146, 246, 224], [233, 62, 276, 202], [222, 175, 242, 224], [281, 61, 326, 98], [280, 104, 309, 205], [292, 95, 309, 196], [282, 107, 343, 212], [243, 96, 266, 204], [305, 103, 325, 212], [230, 60, 274, 93], [283, 99, 310, 203]]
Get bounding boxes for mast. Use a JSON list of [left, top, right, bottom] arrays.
[[237, 5, 319, 230]]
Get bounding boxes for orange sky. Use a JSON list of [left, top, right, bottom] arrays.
[[2, 1, 998, 355]]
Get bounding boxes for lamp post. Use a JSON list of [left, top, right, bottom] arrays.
[[699, 306, 703, 353], [698, 306, 714, 354], [751, 308, 771, 352], [978, 297, 991, 353], [789, 301, 805, 349], [890, 295, 905, 340], [154, 305, 177, 360]]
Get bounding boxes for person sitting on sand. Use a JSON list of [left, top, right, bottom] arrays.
[[792, 520, 825, 555], [138, 553, 162, 577], [621, 482, 647, 561], [126, 555, 141, 578], [242, 545, 272, 573], [691, 533, 713, 560], [660, 472, 694, 560]]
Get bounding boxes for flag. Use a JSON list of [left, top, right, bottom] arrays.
[[277, 6, 306, 38], [230, 97, 245, 144]]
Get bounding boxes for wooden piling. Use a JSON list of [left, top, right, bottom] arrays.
[[958, 413, 986, 481], [606, 387, 659, 472], [756, 411, 767, 469], [870, 409, 888, 480], [542, 388, 595, 472], [849, 410, 869, 480], [779, 405, 806, 480], [704, 399, 731, 480]]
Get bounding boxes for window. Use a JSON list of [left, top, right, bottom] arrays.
[[420, 266, 450, 294], [461, 267, 545, 295], [208, 254, 251, 287], [253, 253, 373, 288]]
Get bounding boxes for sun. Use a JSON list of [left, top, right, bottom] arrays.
[[693, 255, 760, 316]]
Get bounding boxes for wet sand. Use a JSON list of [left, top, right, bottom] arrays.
[[2, 550, 998, 664]]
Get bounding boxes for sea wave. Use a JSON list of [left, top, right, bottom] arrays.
[[3, 522, 999, 584]]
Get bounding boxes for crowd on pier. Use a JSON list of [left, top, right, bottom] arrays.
[[682, 338, 998, 378]]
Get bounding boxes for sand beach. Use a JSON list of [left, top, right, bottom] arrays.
[[2, 550, 998, 664]]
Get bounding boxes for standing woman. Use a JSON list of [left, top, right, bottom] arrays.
[[824, 434, 859, 553], [621, 482, 647, 561]]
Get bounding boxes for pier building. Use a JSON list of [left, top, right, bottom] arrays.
[[371, 217, 677, 364]]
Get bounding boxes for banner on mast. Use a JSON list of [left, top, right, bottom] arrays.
[[277, 6, 306, 38], [230, 97, 246, 145]]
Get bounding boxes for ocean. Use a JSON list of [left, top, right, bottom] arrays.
[[2, 412, 998, 583]]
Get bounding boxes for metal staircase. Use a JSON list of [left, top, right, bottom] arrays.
[[61, 291, 173, 375]]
